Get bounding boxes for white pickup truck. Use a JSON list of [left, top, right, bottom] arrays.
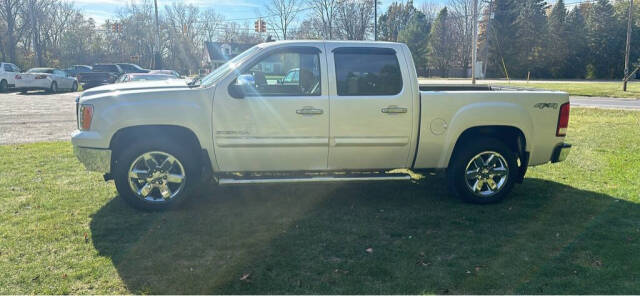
[[72, 41, 571, 210]]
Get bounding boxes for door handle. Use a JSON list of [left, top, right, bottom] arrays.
[[296, 107, 324, 115], [381, 106, 408, 114]]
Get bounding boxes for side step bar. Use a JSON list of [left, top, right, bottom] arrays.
[[218, 175, 411, 185]]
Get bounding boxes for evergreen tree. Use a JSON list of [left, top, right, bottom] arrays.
[[486, 0, 519, 78], [547, 0, 568, 78], [427, 7, 453, 77], [513, 0, 548, 78], [398, 11, 430, 75], [587, 0, 622, 78], [378, 1, 421, 42], [565, 7, 588, 78]]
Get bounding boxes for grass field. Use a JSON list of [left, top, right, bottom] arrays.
[[1, 108, 639, 294], [496, 82, 640, 99]]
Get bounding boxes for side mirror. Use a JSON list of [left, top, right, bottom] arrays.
[[228, 84, 245, 99]]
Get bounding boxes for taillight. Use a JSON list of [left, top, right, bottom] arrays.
[[556, 103, 570, 137], [35, 74, 47, 79], [15, 74, 21, 80], [78, 104, 93, 131]]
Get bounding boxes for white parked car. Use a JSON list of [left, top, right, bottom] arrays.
[[15, 68, 78, 93], [0, 62, 20, 92], [72, 41, 571, 210]]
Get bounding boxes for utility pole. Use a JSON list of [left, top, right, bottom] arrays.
[[374, 0, 377, 41], [471, 0, 478, 84], [624, 0, 634, 91], [153, 0, 162, 70]]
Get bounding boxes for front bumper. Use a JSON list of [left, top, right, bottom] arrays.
[[551, 143, 572, 163], [73, 146, 112, 173]]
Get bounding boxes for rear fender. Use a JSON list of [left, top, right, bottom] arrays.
[[442, 102, 534, 167]]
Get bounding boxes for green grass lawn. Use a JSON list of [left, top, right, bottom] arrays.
[[1, 108, 639, 294], [496, 82, 640, 99]]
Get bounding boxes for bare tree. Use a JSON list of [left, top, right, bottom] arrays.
[[200, 8, 224, 42], [449, 0, 475, 76], [335, 0, 374, 40], [264, 0, 299, 40], [164, 2, 201, 73], [420, 1, 440, 24], [0, 0, 23, 63], [308, 0, 338, 39]]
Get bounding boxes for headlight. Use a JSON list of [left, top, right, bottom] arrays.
[[78, 104, 94, 131]]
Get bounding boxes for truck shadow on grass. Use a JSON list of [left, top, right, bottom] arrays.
[[90, 176, 640, 294]]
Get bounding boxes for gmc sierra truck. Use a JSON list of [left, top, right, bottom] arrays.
[[72, 41, 571, 210]]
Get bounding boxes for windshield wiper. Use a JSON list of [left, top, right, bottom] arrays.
[[187, 76, 202, 87]]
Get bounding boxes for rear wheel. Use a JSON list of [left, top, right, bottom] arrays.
[[113, 138, 200, 211], [49, 82, 58, 93], [447, 138, 518, 204]]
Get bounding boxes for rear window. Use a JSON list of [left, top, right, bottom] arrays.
[[93, 65, 119, 72], [27, 68, 53, 74], [334, 48, 403, 96]]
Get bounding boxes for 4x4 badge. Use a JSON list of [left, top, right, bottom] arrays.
[[534, 103, 559, 110]]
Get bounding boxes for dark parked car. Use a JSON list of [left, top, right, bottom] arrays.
[[77, 64, 124, 88], [116, 63, 149, 74], [64, 65, 92, 77]]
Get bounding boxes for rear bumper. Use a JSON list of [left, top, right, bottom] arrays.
[[15, 80, 51, 89], [551, 143, 572, 163], [73, 146, 112, 173]]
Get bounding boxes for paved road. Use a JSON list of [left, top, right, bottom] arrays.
[[0, 90, 637, 145], [570, 96, 640, 110], [0, 90, 79, 145]]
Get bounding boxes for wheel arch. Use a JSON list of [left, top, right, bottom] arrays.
[[448, 125, 529, 182], [109, 125, 211, 173]]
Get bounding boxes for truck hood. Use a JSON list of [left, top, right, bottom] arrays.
[[80, 79, 190, 97]]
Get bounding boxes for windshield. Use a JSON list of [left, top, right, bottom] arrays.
[[200, 45, 261, 87]]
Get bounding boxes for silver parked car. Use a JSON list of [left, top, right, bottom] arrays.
[[15, 68, 78, 93]]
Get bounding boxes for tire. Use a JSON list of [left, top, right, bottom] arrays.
[[49, 82, 58, 93], [71, 81, 78, 92], [447, 137, 519, 204], [113, 138, 200, 211], [0, 80, 7, 92]]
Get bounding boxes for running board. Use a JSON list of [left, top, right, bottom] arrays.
[[218, 175, 411, 185]]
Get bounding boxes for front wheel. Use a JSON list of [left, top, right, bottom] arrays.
[[49, 82, 58, 93], [113, 139, 200, 210], [71, 81, 78, 92], [0, 80, 7, 92], [447, 138, 518, 204]]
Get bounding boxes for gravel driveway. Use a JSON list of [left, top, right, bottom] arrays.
[[0, 90, 79, 145]]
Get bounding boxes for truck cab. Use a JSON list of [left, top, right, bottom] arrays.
[[72, 41, 571, 210], [0, 62, 20, 92]]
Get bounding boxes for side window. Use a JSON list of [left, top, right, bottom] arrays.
[[234, 49, 321, 97], [3, 64, 11, 72], [53, 70, 64, 77], [334, 48, 403, 96], [11, 64, 20, 73]]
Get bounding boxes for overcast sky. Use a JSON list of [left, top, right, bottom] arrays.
[[70, 0, 589, 26]]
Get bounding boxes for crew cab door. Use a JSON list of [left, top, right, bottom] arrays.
[[326, 45, 415, 170], [212, 45, 329, 171]]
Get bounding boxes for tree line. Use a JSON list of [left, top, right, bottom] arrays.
[[0, 0, 638, 79]]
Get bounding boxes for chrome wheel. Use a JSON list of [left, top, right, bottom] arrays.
[[128, 151, 186, 203], [464, 151, 509, 197]]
